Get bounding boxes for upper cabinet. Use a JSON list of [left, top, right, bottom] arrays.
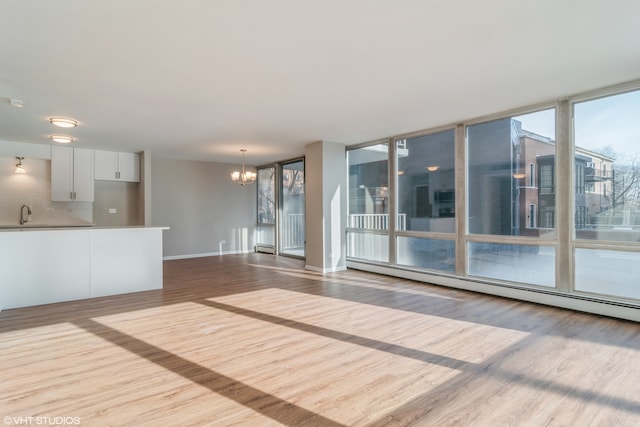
[[51, 146, 95, 202], [94, 150, 140, 182]]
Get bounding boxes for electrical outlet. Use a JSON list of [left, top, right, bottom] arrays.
[[108, 208, 117, 214]]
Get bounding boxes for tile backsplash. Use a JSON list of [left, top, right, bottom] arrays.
[[0, 156, 92, 226]]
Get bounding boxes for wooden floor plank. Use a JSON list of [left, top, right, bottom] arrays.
[[1, 253, 639, 426]]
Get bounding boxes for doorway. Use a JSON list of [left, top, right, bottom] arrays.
[[279, 159, 305, 257]]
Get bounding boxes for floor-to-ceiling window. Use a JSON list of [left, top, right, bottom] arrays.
[[395, 130, 456, 273], [280, 159, 305, 257], [572, 89, 640, 301], [346, 142, 390, 262], [466, 109, 557, 287], [345, 82, 640, 315]]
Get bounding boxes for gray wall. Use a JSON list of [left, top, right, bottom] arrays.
[[151, 156, 256, 258], [93, 181, 140, 226]]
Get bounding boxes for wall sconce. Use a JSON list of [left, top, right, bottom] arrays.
[[426, 165, 439, 172], [15, 157, 26, 174]]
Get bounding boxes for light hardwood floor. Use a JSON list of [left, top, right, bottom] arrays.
[[1, 253, 639, 426]]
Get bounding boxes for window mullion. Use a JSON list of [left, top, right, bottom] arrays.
[[555, 100, 573, 292], [389, 138, 397, 265]]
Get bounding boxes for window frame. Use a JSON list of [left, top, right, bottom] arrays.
[[344, 81, 640, 309]]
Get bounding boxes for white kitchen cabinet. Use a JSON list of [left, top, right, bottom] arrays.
[[94, 150, 140, 182], [0, 229, 92, 309], [0, 226, 167, 310], [51, 146, 94, 202]]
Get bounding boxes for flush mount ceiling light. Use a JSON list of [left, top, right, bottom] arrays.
[[49, 117, 77, 128], [50, 135, 74, 144], [231, 149, 257, 186], [15, 157, 26, 174]]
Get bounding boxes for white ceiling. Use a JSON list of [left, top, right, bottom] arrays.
[[1, 1, 639, 165]]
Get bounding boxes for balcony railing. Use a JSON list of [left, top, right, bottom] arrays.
[[281, 213, 304, 250], [585, 167, 613, 182], [348, 214, 407, 231], [280, 213, 407, 252]]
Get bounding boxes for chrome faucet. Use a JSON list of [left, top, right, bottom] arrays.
[[20, 204, 32, 225]]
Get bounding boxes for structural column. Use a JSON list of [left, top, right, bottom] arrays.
[[304, 140, 347, 273]]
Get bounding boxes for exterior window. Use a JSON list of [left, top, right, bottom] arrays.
[[347, 143, 390, 262], [342, 84, 640, 308], [396, 130, 455, 233], [574, 89, 640, 241], [575, 249, 640, 299], [539, 207, 554, 229], [529, 163, 535, 187], [468, 242, 555, 288], [539, 164, 554, 194], [575, 163, 585, 195], [573, 89, 640, 302], [467, 108, 555, 237], [575, 206, 588, 229], [528, 204, 536, 228], [257, 167, 275, 225], [397, 237, 455, 272], [391, 130, 457, 273]]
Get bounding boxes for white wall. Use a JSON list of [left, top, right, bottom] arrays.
[[305, 141, 347, 272], [151, 156, 256, 258]]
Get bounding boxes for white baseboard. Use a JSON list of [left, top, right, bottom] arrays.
[[347, 260, 640, 322], [164, 250, 252, 260], [305, 265, 348, 274]]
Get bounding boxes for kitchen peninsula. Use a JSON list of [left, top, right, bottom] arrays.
[[0, 226, 168, 310]]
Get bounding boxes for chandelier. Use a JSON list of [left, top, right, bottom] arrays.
[[231, 149, 257, 186]]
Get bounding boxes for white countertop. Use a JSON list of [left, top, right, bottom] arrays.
[[0, 225, 169, 232]]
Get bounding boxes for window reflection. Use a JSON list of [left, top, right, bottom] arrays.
[[397, 237, 455, 272], [347, 143, 390, 230], [347, 232, 389, 263], [257, 167, 275, 225], [347, 144, 390, 263], [396, 130, 455, 233], [468, 242, 555, 287], [467, 109, 557, 238]]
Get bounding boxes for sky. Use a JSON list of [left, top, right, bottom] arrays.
[[514, 89, 639, 160]]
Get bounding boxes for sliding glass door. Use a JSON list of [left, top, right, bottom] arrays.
[[280, 159, 305, 257], [255, 166, 276, 253]]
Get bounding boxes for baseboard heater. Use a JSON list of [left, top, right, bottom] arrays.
[[255, 244, 275, 254]]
